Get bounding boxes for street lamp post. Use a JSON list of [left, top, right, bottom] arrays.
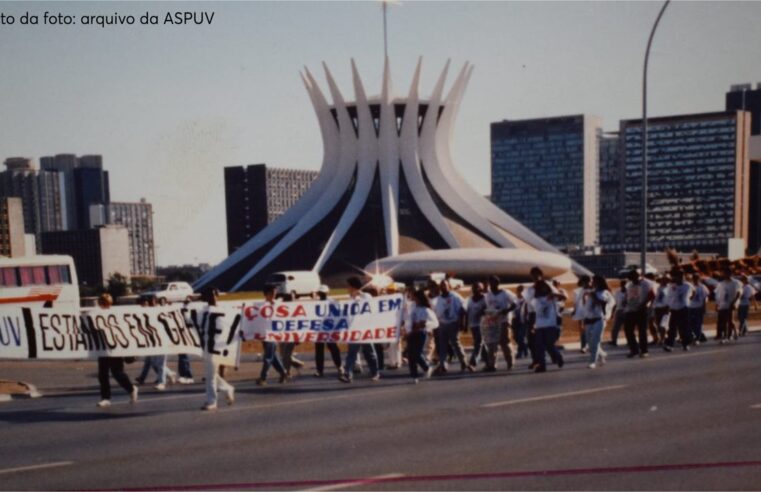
[[641, 0, 671, 274]]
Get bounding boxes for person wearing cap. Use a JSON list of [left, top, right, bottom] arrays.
[[664, 270, 693, 352], [339, 276, 380, 383], [95, 293, 138, 408], [313, 285, 343, 378], [256, 285, 289, 385]]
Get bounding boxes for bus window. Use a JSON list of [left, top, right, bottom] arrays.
[[47, 265, 61, 284], [32, 266, 46, 285], [19, 267, 33, 286], [0, 267, 17, 287], [60, 265, 71, 284]]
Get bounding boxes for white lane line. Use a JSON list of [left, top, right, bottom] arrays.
[[221, 387, 404, 414], [0, 461, 73, 475], [482, 384, 628, 408], [750, 404, 761, 409], [303, 473, 405, 492]]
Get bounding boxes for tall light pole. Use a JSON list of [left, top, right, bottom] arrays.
[[641, 0, 671, 274]]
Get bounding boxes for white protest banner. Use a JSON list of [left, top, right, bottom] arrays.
[[240, 294, 404, 344], [0, 305, 203, 360], [182, 303, 241, 367]]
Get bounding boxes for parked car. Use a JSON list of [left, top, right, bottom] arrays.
[[413, 272, 464, 291], [617, 263, 658, 279], [265, 271, 321, 299], [141, 282, 196, 305]]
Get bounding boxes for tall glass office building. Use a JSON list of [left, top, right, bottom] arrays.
[[491, 115, 600, 248], [598, 134, 623, 247], [620, 111, 751, 254]]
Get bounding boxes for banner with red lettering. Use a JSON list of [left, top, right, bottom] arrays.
[[239, 294, 404, 344]]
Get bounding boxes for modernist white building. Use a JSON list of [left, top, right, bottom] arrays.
[[196, 58, 586, 291]]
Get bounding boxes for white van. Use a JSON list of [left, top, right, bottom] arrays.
[[265, 271, 321, 299]]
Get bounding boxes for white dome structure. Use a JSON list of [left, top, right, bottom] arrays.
[[196, 58, 588, 291]]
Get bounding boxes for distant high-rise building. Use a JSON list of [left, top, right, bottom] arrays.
[[749, 162, 761, 254], [41, 225, 130, 287], [598, 134, 623, 248], [620, 111, 752, 255], [0, 197, 26, 257], [40, 153, 110, 230], [726, 83, 761, 136], [491, 115, 601, 249], [103, 199, 156, 276], [0, 158, 65, 250], [224, 164, 318, 254]]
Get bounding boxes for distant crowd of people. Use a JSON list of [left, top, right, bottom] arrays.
[[93, 264, 759, 411]]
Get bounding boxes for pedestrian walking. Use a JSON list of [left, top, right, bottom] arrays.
[[256, 285, 288, 386], [529, 281, 564, 373], [664, 270, 693, 352], [715, 268, 742, 344], [464, 282, 487, 370], [484, 275, 517, 371], [623, 270, 655, 358], [573, 276, 591, 353], [737, 275, 757, 337], [96, 294, 138, 408], [687, 274, 709, 344], [609, 280, 627, 346], [511, 285, 530, 359], [406, 290, 438, 383], [583, 275, 614, 369], [653, 275, 671, 345], [313, 285, 343, 377], [432, 280, 467, 374], [201, 288, 235, 411], [340, 277, 380, 383]]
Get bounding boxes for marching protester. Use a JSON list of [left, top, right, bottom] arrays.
[[715, 268, 742, 344], [314, 285, 343, 378], [663, 270, 693, 352], [644, 273, 659, 345], [528, 280, 564, 372], [96, 293, 138, 408], [383, 283, 403, 370], [511, 285, 530, 359], [465, 282, 487, 370], [737, 275, 758, 337], [552, 279, 569, 333], [688, 274, 709, 344], [278, 293, 303, 379], [485, 275, 517, 371], [432, 279, 467, 374], [572, 275, 591, 353], [201, 288, 235, 411], [582, 275, 614, 369], [609, 279, 627, 346], [653, 275, 671, 345], [256, 285, 288, 386], [623, 269, 655, 358], [339, 277, 380, 383], [524, 267, 565, 368], [406, 289, 439, 383]]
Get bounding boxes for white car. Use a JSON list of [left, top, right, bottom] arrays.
[[413, 272, 464, 291], [142, 282, 195, 305], [266, 271, 321, 299]]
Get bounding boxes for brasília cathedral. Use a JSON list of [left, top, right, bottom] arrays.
[[195, 58, 588, 292]]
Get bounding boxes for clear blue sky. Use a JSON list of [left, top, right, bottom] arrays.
[[1, 1, 759, 266]]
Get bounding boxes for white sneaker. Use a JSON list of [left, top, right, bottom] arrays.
[[426, 367, 435, 379], [167, 372, 178, 384], [225, 387, 235, 406], [179, 377, 195, 385], [154, 383, 166, 391], [130, 386, 139, 403], [201, 403, 217, 411], [588, 363, 597, 369], [96, 399, 111, 408], [413, 378, 419, 385]]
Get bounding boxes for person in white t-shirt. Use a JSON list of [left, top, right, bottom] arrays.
[[653, 275, 671, 345], [715, 269, 742, 344], [464, 282, 487, 371], [609, 280, 627, 346], [623, 269, 656, 358], [431, 280, 467, 374], [339, 277, 380, 382], [572, 275, 591, 354], [529, 280, 564, 372], [737, 275, 758, 337], [485, 275, 517, 371], [664, 270, 694, 352], [688, 274, 709, 344], [405, 289, 439, 383], [582, 275, 615, 369], [524, 267, 566, 368]]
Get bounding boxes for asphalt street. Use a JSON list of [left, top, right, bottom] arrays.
[[0, 333, 760, 491]]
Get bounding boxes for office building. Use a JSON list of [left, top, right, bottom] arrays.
[[620, 111, 751, 255], [41, 225, 130, 287], [104, 200, 156, 276], [491, 115, 601, 249], [0, 158, 65, 249], [40, 154, 110, 230], [0, 197, 26, 257], [749, 162, 761, 254], [598, 134, 623, 248], [224, 163, 318, 254]]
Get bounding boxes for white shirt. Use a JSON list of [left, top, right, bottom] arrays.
[[572, 287, 586, 321], [555, 287, 568, 316], [583, 289, 615, 320], [409, 306, 439, 333], [653, 285, 670, 309], [666, 282, 693, 311], [715, 279, 742, 310], [688, 283, 708, 309], [432, 292, 464, 324], [465, 295, 487, 328], [739, 284, 755, 306], [531, 296, 558, 329], [524, 281, 558, 313], [402, 299, 415, 331], [485, 289, 517, 324]]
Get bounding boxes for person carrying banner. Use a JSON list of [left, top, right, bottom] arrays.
[[257, 285, 289, 386], [96, 293, 138, 408], [339, 277, 380, 383], [314, 285, 343, 378], [406, 289, 438, 383], [201, 288, 235, 411]]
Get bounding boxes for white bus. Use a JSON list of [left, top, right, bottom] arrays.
[[0, 255, 80, 308]]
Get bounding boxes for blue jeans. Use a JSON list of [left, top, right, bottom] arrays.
[[584, 319, 605, 364], [436, 321, 466, 369], [688, 307, 705, 341], [738, 305, 750, 334], [533, 327, 562, 368], [177, 354, 193, 379], [344, 344, 379, 378], [610, 312, 625, 345], [407, 331, 429, 378], [469, 326, 483, 366], [511, 322, 528, 358], [260, 342, 286, 379], [138, 355, 166, 384]]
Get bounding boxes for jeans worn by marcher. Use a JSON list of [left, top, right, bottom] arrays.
[[407, 331, 429, 379], [469, 325, 483, 366], [344, 343, 379, 378], [610, 311, 625, 345], [533, 327, 562, 369], [137, 355, 165, 384], [436, 321, 466, 370], [624, 310, 649, 355], [666, 308, 690, 349], [688, 307, 705, 342], [584, 319, 605, 364], [738, 305, 750, 335], [260, 341, 286, 379], [177, 354, 193, 379]]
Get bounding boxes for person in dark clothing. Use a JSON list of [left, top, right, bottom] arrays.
[[96, 294, 138, 408]]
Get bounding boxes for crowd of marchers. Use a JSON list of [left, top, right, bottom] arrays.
[[94, 264, 759, 411]]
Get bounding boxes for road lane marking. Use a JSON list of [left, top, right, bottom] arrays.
[[751, 404, 761, 409], [304, 473, 404, 491], [0, 461, 73, 475], [481, 384, 627, 408], [220, 387, 404, 413]]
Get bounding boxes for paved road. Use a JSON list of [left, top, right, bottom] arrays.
[[0, 333, 760, 491]]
